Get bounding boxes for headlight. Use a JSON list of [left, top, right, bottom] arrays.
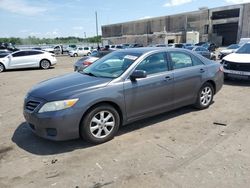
[[38, 98, 79, 113]]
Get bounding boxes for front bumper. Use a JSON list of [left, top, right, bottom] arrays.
[[23, 97, 82, 141]]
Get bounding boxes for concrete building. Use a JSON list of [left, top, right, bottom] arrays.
[[101, 3, 250, 46]]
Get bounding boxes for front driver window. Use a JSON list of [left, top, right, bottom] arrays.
[[136, 53, 168, 75]]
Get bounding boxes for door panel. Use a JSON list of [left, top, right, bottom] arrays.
[[169, 51, 207, 107], [173, 65, 206, 106], [123, 52, 174, 121], [124, 73, 174, 121]]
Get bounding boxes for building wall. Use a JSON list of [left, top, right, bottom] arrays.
[[102, 3, 250, 46]]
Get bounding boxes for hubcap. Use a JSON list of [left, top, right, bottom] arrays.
[[90, 111, 115, 139], [41, 61, 50, 69], [200, 87, 212, 106], [0, 64, 4, 72]]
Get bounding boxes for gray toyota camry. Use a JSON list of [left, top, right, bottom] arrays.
[[23, 48, 224, 144]]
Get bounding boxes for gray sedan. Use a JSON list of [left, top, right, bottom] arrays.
[[23, 48, 224, 144]]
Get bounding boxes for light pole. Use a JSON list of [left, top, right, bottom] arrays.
[[95, 11, 99, 47]]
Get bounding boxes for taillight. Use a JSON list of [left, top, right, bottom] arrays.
[[83, 61, 92, 66]]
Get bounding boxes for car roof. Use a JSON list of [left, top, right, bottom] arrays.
[[116, 47, 194, 54]]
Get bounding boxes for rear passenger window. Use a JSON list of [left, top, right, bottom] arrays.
[[192, 56, 204, 66], [170, 52, 192, 69], [27, 51, 43, 55], [136, 53, 168, 75]]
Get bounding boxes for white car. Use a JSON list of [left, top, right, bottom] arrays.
[[218, 44, 240, 59], [0, 50, 57, 73], [69, 47, 92, 57], [222, 42, 250, 80]]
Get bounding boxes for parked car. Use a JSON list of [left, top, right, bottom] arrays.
[[23, 48, 223, 144], [74, 50, 112, 71], [168, 43, 185, 48], [129, 43, 143, 48], [222, 42, 250, 80], [0, 49, 11, 54], [239, 38, 250, 45], [69, 47, 93, 57], [0, 50, 57, 73], [186, 46, 216, 60], [218, 44, 240, 59], [195, 42, 217, 52], [0, 42, 19, 52], [183, 43, 193, 49], [121, 43, 130, 49], [155, 44, 167, 47]]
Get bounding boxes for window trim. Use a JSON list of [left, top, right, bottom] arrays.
[[168, 51, 205, 70]]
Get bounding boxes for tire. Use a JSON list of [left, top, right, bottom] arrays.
[[74, 53, 78, 57], [194, 82, 214, 110], [87, 52, 91, 56], [40, 59, 51, 69], [80, 104, 120, 144], [0, 63, 5, 73]]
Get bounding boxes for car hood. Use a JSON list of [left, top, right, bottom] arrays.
[[223, 53, 250, 63], [28, 72, 112, 101]]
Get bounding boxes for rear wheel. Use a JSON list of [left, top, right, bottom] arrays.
[[87, 52, 91, 56], [0, 63, 5, 73], [74, 53, 78, 57], [80, 104, 120, 144], [195, 82, 214, 109], [40, 59, 51, 69]]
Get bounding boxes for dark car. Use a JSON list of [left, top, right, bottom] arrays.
[[129, 43, 143, 48], [186, 46, 216, 60], [195, 42, 217, 52], [23, 48, 223, 144], [74, 50, 112, 71]]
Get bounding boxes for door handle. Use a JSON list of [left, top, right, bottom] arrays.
[[200, 69, 205, 73]]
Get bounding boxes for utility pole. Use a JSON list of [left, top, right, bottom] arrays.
[[95, 11, 99, 47]]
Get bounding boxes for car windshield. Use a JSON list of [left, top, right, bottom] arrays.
[[227, 44, 240, 49], [82, 51, 142, 78], [236, 43, 250, 54]]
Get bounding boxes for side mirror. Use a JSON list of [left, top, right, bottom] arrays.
[[130, 70, 147, 81]]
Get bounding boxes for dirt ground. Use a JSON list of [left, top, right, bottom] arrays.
[[0, 56, 250, 188]]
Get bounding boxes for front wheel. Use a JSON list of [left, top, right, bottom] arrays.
[[0, 63, 5, 73], [195, 83, 214, 110], [80, 104, 120, 144], [40, 60, 51, 69]]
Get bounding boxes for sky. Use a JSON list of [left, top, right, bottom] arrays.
[[0, 0, 250, 38]]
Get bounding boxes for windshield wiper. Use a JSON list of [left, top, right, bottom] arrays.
[[83, 72, 97, 77]]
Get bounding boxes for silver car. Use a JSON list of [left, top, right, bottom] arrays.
[[23, 48, 224, 144]]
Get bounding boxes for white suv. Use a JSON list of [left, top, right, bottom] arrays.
[[69, 47, 93, 57]]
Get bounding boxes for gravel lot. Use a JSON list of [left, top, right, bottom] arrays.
[[0, 56, 250, 188]]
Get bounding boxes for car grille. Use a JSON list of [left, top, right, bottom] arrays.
[[224, 61, 250, 72], [25, 100, 40, 112]]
